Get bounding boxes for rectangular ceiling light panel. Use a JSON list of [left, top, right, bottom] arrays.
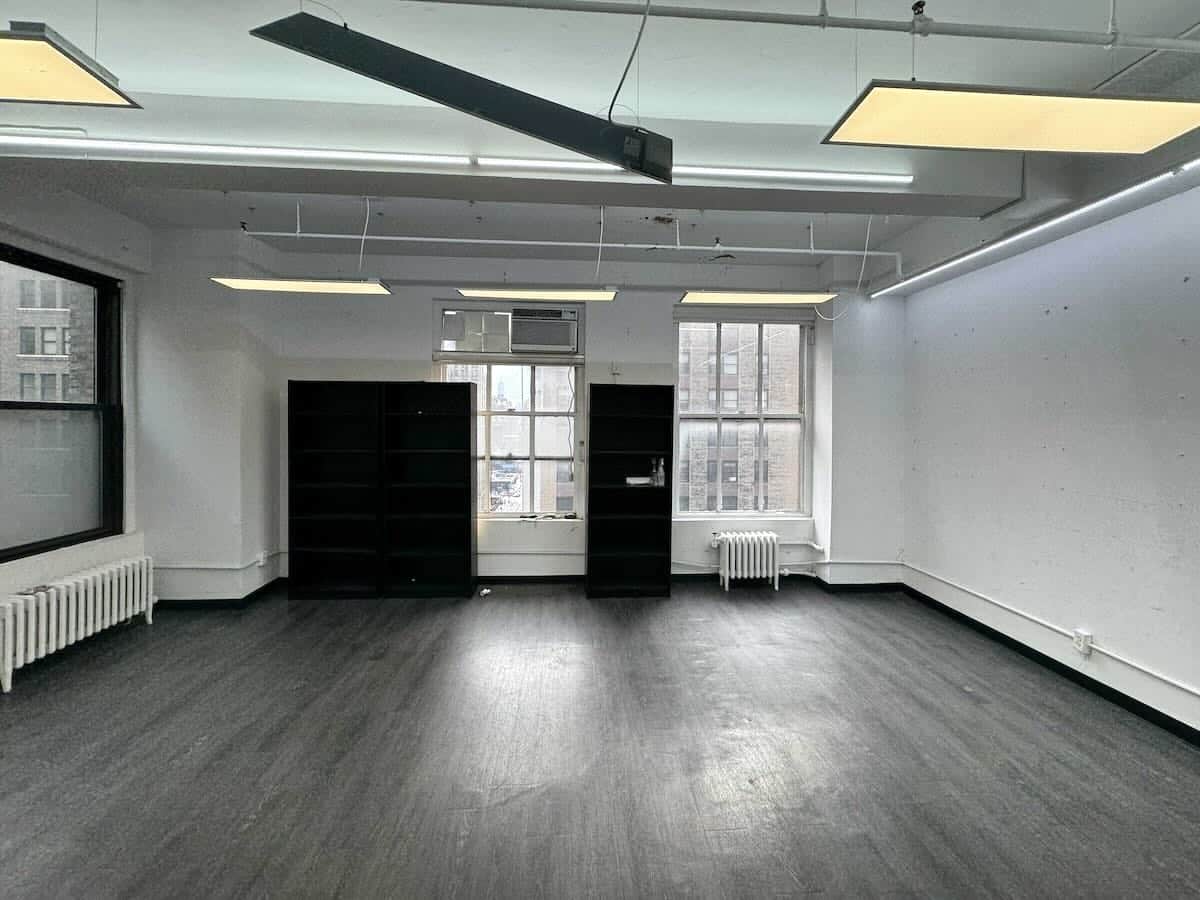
[[458, 289, 616, 302], [825, 80, 1200, 154], [250, 13, 672, 182], [681, 292, 838, 305], [0, 21, 138, 107], [212, 278, 391, 294]]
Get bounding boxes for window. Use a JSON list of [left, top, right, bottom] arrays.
[[676, 320, 808, 514], [441, 362, 578, 515], [0, 243, 123, 562], [38, 281, 59, 309]]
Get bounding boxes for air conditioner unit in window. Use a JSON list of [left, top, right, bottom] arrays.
[[510, 307, 579, 354]]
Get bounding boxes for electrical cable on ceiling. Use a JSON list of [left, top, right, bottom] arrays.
[[358, 197, 371, 271], [607, 0, 652, 124], [814, 215, 873, 323], [94, 0, 100, 56], [301, 0, 348, 26]]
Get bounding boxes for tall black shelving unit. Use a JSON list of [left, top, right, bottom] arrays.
[[586, 384, 674, 597], [288, 381, 476, 598]]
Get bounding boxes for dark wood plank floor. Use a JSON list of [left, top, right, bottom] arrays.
[[2, 582, 1198, 899]]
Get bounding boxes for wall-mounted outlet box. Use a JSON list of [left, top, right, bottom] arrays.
[[1072, 628, 1094, 657], [256, 551, 267, 568]]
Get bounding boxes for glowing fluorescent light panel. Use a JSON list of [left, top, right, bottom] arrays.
[[0, 21, 137, 107], [457, 289, 616, 302], [825, 80, 1200, 154], [681, 292, 838, 305], [212, 278, 391, 295]]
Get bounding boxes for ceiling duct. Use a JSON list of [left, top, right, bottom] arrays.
[[250, 12, 673, 183]]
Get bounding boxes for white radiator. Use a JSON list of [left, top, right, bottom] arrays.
[[0, 556, 155, 693], [713, 532, 779, 591]]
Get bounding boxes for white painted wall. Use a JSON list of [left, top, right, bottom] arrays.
[[904, 184, 1200, 730]]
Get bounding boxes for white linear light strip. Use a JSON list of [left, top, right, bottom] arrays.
[[0, 134, 471, 166], [873, 161, 1200, 298], [0, 134, 912, 185], [674, 165, 914, 186]]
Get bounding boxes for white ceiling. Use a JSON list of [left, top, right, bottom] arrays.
[[13, 1, 1200, 126]]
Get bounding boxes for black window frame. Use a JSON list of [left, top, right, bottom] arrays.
[[0, 242, 124, 564]]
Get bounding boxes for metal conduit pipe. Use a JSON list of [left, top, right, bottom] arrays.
[[245, 229, 905, 276], [413, 0, 1200, 55]]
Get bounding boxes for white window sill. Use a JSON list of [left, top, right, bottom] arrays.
[[15, 307, 67, 312], [15, 354, 70, 360], [673, 514, 814, 523]]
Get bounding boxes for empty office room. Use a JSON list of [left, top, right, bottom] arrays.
[[3, 1, 1200, 896]]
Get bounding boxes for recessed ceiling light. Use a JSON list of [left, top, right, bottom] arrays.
[[457, 288, 617, 302], [477, 157, 623, 173], [674, 165, 913, 186], [680, 291, 838, 305], [212, 278, 391, 294], [0, 21, 138, 107], [826, 79, 1200, 154]]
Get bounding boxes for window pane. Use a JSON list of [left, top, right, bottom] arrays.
[[40, 374, 58, 401], [2, 261, 96, 403], [0, 409, 102, 548], [488, 459, 529, 513], [440, 310, 510, 353], [721, 323, 759, 414], [440, 363, 486, 449], [678, 420, 717, 512], [763, 422, 803, 512], [535, 366, 575, 412], [19, 373, 35, 400], [535, 416, 573, 457], [491, 416, 530, 457], [490, 365, 531, 412], [764, 324, 802, 415], [678, 322, 717, 413], [720, 421, 758, 512], [534, 461, 575, 513]]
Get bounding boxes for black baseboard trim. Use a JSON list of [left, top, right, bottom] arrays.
[[816, 579, 906, 595], [157, 577, 285, 611], [894, 584, 1200, 750], [477, 575, 585, 586]]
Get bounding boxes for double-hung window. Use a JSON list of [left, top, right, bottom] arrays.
[[436, 307, 582, 516], [0, 243, 123, 561], [675, 317, 810, 514]]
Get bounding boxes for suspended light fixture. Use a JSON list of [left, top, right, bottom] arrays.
[[825, 80, 1200, 154], [211, 278, 391, 295], [250, 12, 673, 182], [457, 288, 617, 302], [680, 291, 838, 305], [0, 21, 138, 108]]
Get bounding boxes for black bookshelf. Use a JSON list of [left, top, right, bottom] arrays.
[[288, 381, 476, 598], [586, 384, 674, 597]]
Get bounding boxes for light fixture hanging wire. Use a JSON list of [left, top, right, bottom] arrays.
[[358, 197, 371, 271], [94, 0, 100, 56], [302, 0, 348, 26], [815, 214, 874, 323], [608, 0, 652, 123], [595, 206, 606, 278]]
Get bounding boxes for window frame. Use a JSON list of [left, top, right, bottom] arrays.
[[673, 310, 814, 517], [0, 242, 124, 564]]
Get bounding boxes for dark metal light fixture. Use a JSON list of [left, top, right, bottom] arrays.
[[250, 12, 672, 183], [825, 79, 1200, 155], [0, 21, 139, 108]]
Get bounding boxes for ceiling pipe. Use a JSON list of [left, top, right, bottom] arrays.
[[413, 0, 1200, 55], [243, 228, 905, 276]]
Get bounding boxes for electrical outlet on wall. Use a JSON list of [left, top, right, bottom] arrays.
[[1072, 628, 1094, 657]]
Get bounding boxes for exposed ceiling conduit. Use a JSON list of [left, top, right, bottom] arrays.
[[413, 0, 1200, 55], [243, 228, 904, 276]]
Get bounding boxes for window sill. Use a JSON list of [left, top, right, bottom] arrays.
[[15, 354, 70, 360], [673, 514, 813, 523], [16, 307, 67, 312]]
